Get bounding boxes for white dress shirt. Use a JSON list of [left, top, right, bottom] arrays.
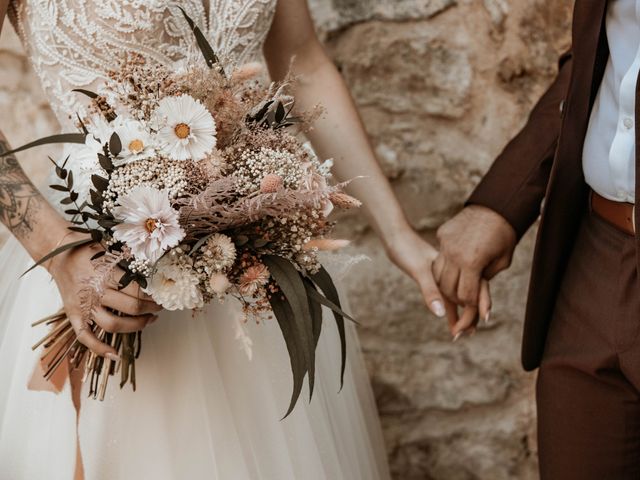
[[583, 0, 640, 204]]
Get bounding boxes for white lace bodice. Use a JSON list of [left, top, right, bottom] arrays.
[[9, 0, 277, 129]]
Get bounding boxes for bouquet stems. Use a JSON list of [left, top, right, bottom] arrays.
[[32, 310, 141, 400]]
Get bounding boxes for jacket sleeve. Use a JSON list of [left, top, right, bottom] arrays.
[[467, 51, 573, 240]]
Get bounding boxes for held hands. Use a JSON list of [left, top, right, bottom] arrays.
[[47, 234, 162, 361], [433, 205, 517, 339], [385, 228, 448, 318]]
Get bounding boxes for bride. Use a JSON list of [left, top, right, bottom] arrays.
[[0, 1, 451, 479]]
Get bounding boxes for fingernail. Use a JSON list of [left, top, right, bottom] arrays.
[[452, 332, 463, 343], [430, 300, 446, 318], [484, 311, 491, 324], [105, 353, 120, 362]]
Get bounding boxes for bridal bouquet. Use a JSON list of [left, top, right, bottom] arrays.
[[6, 10, 358, 416]]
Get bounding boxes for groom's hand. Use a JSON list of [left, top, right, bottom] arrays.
[[434, 205, 517, 334]]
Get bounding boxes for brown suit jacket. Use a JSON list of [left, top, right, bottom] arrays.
[[468, 0, 622, 371]]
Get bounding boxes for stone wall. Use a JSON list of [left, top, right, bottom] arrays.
[[310, 1, 572, 478], [0, 1, 573, 478]]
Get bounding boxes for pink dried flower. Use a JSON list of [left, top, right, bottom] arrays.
[[303, 238, 351, 251], [329, 192, 362, 209], [260, 174, 284, 193], [230, 62, 264, 83], [238, 264, 271, 296]]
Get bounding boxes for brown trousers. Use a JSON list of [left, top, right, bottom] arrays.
[[537, 211, 640, 479]]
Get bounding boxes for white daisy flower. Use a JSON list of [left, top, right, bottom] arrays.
[[113, 120, 156, 165], [154, 95, 217, 161], [112, 186, 185, 262]]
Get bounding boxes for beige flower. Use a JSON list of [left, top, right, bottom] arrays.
[[203, 233, 237, 271], [329, 192, 362, 209], [209, 272, 231, 295], [238, 264, 270, 296]]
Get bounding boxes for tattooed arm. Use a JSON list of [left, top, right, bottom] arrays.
[[0, 136, 72, 258], [0, 135, 160, 357]]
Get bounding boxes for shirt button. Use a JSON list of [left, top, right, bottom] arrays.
[[623, 117, 634, 129]]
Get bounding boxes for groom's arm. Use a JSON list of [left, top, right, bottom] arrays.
[[467, 50, 573, 240], [433, 50, 573, 317]]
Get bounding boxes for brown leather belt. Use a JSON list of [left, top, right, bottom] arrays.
[[590, 191, 636, 236]]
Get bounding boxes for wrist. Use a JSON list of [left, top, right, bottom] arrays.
[[379, 219, 417, 254], [42, 228, 87, 277]]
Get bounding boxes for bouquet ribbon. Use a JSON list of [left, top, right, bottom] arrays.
[[28, 354, 86, 478]]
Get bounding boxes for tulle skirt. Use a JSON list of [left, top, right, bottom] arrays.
[[0, 236, 390, 479]]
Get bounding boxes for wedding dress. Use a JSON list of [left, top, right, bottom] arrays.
[[0, 1, 391, 479]]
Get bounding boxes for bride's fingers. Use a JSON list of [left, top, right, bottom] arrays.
[[68, 314, 119, 361], [92, 307, 156, 333], [478, 279, 492, 324], [416, 265, 446, 318], [102, 289, 163, 316]]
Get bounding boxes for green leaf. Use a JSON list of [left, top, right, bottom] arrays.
[[303, 283, 356, 323], [98, 153, 114, 172], [22, 238, 94, 276], [76, 114, 89, 135], [72, 88, 99, 99], [178, 7, 221, 70], [188, 233, 213, 257], [0, 133, 86, 157], [267, 291, 307, 419], [263, 255, 316, 398], [97, 218, 118, 229], [91, 174, 109, 192], [90, 250, 106, 261], [303, 278, 323, 350], [68, 226, 91, 234], [275, 102, 286, 124], [309, 266, 349, 390], [109, 132, 122, 157]]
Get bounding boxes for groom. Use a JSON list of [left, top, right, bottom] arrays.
[[435, 1, 640, 478]]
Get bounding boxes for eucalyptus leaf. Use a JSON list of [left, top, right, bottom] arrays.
[[303, 282, 356, 323], [309, 266, 349, 389], [263, 255, 316, 398], [72, 88, 99, 99], [303, 278, 323, 350], [22, 238, 94, 277], [178, 7, 221, 70], [267, 291, 306, 419], [188, 233, 213, 257], [275, 102, 286, 123], [0, 133, 86, 157]]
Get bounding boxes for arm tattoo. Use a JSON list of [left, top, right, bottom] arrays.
[[0, 140, 42, 239]]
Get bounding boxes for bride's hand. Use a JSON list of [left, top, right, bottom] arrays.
[[385, 229, 448, 318], [47, 233, 161, 361]]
